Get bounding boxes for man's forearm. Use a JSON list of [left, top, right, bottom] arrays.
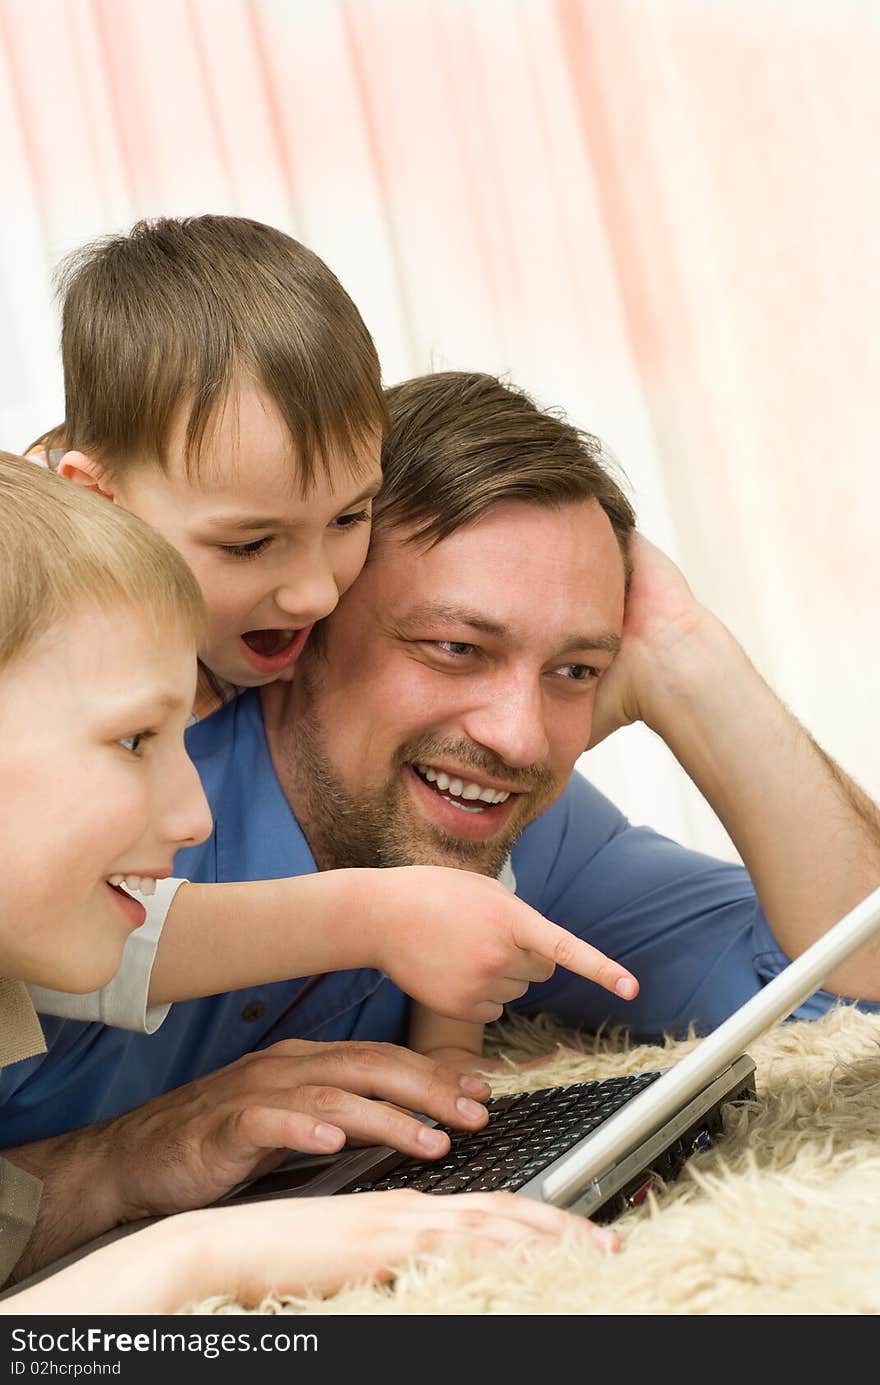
[[148, 870, 374, 1005], [3, 1124, 126, 1282], [647, 612, 880, 996]]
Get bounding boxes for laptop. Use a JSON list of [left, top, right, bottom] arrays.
[[6, 880, 880, 1297], [218, 879, 880, 1221]]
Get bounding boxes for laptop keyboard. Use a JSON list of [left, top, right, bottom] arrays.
[[348, 1073, 663, 1196]]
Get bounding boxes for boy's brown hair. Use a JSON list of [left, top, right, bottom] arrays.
[[0, 451, 205, 671], [373, 371, 636, 577], [36, 215, 387, 487]]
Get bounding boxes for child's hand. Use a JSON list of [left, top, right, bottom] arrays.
[[185, 1188, 618, 1307], [16, 1189, 617, 1314], [366, 867, 638, 1022]]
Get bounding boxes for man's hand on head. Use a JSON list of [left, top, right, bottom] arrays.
[[588, 532, 710, 749]]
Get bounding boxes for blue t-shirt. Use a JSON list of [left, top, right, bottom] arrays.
[[1, 691, 872, 1145]]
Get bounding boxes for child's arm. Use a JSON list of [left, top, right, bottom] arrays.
[[4, 1191, 612, 1315], [407, 1003, 491, 1075], [407, 1003, 573, 1083], [30, 869, 638, 1035], [147, 868, 640, 1025]]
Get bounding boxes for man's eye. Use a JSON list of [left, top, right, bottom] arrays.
[[435, 641, 475, 657], [218, 538, 272, 559], [117, 730, 154, 755], [556, 663, 599, 682], [332, 508, 372, 530]]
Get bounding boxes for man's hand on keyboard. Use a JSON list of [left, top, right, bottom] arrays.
[[3, 1039, 495, 1277], [107, 1040, 496, 1216]]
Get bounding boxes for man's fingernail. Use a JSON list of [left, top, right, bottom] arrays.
[[460, 1074, 490, 1096], [417, 1127, 448, 1153], [615, 977, 638, 999], [456, 1097, 486, 1122], [314, 1123, 344, 1150]]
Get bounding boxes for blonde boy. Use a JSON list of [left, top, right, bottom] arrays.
[[0, 450, 208, 1279]]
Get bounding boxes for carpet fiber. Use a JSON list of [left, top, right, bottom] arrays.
[[189, 1004, 880, 1315]]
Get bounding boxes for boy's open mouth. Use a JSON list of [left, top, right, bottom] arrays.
[[239, 625, 314, 673], [242, 629, 296, 658], [105, 879, 148, 930]]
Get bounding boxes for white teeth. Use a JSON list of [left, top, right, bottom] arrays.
[[414, 765, 512, 805], [108, 875, 157, 896]]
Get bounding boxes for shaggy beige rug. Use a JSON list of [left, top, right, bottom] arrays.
[[189, 1004, 880, 1316]]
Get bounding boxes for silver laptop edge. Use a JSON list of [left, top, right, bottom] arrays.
[[541, 881, 880, 1205], [520, 1054, 756, 1214]]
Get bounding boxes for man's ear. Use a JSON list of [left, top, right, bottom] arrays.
[[57, 450, 117, 501]]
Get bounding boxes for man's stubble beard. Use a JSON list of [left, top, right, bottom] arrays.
[[275, 667, 534, 879]]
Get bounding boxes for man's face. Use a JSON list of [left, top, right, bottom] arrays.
[[265, 498, 626, 875]]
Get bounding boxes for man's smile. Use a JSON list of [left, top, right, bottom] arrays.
[[414, 763, 513, 805], [406, 762, 524, 841]]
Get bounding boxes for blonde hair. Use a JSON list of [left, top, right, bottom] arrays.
[[0, 452, 205, 671]]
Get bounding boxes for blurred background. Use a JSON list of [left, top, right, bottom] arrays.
[[1, 0, 878, 861]]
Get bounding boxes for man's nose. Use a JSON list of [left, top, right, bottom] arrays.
[[159, 750, 213, 850], [461, 678, 550, 770], [274, 548, 340, 625]]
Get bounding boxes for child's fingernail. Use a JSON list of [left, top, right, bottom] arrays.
[[590, 1225, 620, 1251], [616, 976, 638, 999]]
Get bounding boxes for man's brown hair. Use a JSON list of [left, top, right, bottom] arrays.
[[36, 215, 387, 486], [373, 371, 636, 573]]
